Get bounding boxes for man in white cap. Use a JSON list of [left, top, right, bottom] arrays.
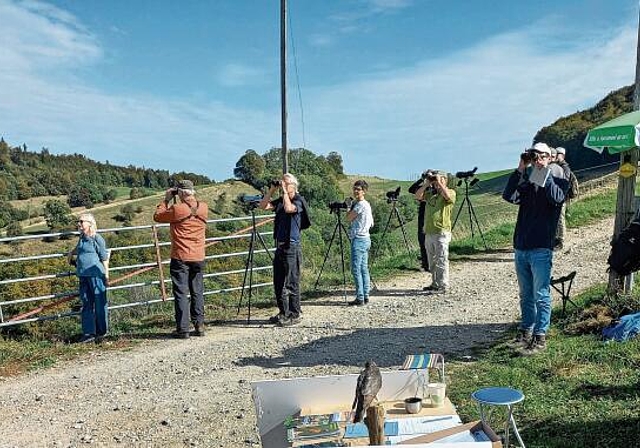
[[502, 142, 566, 354]]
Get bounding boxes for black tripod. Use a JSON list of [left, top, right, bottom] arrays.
[[236, 205, 273, 323], [372, 198, 412, 259], [314, 207, 351, 301], [452, 177, 488, 250]]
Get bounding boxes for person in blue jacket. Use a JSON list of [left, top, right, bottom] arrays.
[[68, 213, 110, 343], [502, 142, 567, 354]]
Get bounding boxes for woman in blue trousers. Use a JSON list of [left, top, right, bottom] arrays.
[[68, 213, 110, 343]]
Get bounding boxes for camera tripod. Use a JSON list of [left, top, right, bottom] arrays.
[[314, 208, 351, 301], [452, 177, 488, 250], [236, 205, 273, 323], [372, 199, 412, 259]]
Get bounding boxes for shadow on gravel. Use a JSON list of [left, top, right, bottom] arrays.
[[452, 256, 513, 263], [234, 322, 511, 369]]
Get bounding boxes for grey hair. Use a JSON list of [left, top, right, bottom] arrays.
[[78, 213, 98, 235], [283, 173, 299, 192]]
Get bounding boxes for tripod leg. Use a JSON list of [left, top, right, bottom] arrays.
[[467, 199, 489, 250], [466, 192, 475, 239], [372, 207, 394, 259], [337, 218, 348, 302], [255, 231, 274, 262], [394, 205, 412, 254], [237, 229, 256, 315], [452, 196, 468, 231], [314, 218, 340, 290]]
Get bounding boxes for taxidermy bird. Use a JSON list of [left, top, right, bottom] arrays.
[[351, 360, 382, 422]]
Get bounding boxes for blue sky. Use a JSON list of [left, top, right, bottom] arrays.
[[0, 0, 637, 181]]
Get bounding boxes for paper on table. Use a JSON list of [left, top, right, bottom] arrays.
[[386, 415, 462, 444]]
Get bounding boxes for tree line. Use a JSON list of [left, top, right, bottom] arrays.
[[0, 140, 212, 203]]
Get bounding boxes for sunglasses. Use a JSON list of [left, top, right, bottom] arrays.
[[76, 220, 88, 224]]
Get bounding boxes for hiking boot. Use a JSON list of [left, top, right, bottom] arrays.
[[268, 313, 285, 324], [348, 299, 365, 306], [172, 331, 190, 339], [194, 323, 205, 337], [522, 334, 546, 355], [508, 330, 532, 348]]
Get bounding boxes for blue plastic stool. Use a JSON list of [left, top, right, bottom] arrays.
[[471, 387, 525, 447]]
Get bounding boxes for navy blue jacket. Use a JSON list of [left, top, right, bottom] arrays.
[[502, 169, 566, 250]]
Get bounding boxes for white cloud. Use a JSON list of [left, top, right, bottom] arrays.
[[0, 0, 279, 180], [296, 21, 636, 178], [0, 0, 636, 183]]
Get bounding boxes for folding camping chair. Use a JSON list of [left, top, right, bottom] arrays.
[[401, 353, 445, 399], [550, 270, 577, 317]]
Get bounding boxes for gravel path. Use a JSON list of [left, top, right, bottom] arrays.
[[0, 217, 613, 448]]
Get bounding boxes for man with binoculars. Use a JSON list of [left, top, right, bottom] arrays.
[[259, 173, 310, 327], [414, 170, 456, 294], [502, 142, 566, 354], [153, 180, 208, 339]]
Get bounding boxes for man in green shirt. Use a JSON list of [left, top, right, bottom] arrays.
[[414, 171, 456, 293]]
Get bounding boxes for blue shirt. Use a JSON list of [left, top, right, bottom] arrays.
[[272, 195, 303, 245], [76, 233, 109, 278]]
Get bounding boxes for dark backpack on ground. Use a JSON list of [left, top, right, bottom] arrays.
[[608, 221, 640, 276]]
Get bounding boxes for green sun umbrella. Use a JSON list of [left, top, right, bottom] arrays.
[[584, 110, 640, 154]]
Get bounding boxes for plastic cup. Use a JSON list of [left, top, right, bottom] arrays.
[[428, 382, 446, 407]]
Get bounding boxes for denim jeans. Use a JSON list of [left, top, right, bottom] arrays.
[[350, 237, 371, 302], [170, 259, 205, 333], [273, 244, 302, 318], [79, 276, 108, 337], [514, 248, 553, 335]]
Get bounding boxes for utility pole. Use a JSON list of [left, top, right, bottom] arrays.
[[280, 0, 289, 174], [609, 5, 640, 293]]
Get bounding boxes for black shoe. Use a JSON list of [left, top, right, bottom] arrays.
[[348, 299, 365, 306], [172, 331, 190, 339], [364, 297, 369, 304], [79, 335, 95, 344], [194, 323, 205, 337], [422, 284, 438, 291], [94, 335, 106, 344], [268, 313, 285, 324]]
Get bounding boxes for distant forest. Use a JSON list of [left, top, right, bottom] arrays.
[[535, 84, 633, 170], [0, 140, 212, 202]]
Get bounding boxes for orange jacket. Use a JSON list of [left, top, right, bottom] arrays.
[[153, 197, 208, 261]]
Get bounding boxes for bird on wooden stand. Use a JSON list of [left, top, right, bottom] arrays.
[[351, 360, 382, 423]]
